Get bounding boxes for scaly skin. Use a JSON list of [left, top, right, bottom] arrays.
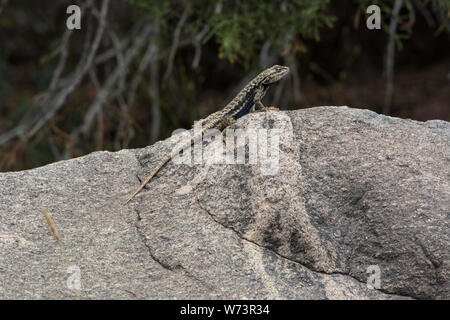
[[124, 65, 289, 204]]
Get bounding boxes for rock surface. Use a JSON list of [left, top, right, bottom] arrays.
[[0, 106, 448, 299]]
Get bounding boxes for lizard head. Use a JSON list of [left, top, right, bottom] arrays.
[[261, 65, 290, 85]]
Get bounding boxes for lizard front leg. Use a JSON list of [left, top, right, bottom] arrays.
[[255, 90, 280, 112], [252, 86, 279, 112], [251, 86, 267, 112]]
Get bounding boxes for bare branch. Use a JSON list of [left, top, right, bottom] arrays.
[[163, 6, 190, 81], [79, 24, 153, 136], [149, 47, 161, 144], [49, 29, 72, 90], [94, 19, 146, 66], [29, 0, 109, 136], [0, 0, 110, 147], [383, 0, 403, 115], [413, 0, 435, 27], [191, 25, 210, 69], [114, 95, 129, 149], [127, 37, 158, 109]]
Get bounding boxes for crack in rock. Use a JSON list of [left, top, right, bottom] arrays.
[[196, 198, 414, 299]]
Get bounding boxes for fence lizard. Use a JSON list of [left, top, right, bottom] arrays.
[[124, 65, 289, 204]]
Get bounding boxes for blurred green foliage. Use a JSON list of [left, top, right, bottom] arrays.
[[126, 0, 336, 64], [126, 0, 450, 62]]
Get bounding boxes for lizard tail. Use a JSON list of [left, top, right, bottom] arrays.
[[123, 154, 172, 205]]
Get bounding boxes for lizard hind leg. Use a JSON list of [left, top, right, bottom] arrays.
[[220, 116, 239, 154], [123, 153, 172, 204]]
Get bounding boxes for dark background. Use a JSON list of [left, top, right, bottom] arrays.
[[0, 0, 449, 171]]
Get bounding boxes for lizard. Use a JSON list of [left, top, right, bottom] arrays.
[[124, 64, 289, 204]]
